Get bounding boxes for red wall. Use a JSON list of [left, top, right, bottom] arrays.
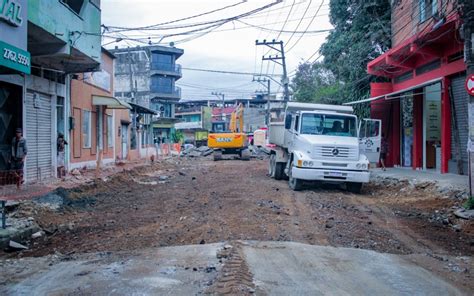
[[370, 83, 400, 167]]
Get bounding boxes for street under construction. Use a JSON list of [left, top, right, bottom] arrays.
[[0, 157, 473, 294]]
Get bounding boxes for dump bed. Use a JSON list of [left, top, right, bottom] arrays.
[[268, 122, 285, 146]]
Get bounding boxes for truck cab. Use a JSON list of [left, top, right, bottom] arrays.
[[268, 102, 381, 193]]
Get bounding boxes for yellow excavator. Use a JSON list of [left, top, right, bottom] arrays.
[[207, 103, 250, 161]]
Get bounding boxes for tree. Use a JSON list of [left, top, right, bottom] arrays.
[[291, 0, 391, 105], [290, 62, 341, 104]]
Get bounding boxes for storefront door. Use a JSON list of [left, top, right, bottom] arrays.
[[423, 83, 441, 171]]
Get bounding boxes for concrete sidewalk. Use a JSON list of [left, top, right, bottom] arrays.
[[0, 241, 464, 295], [371, 167, 469, 193]]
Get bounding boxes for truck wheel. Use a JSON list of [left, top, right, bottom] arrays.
[[346, 182, 362, 194], [213, 150, 222, 161], [269, 154, 276, 177], [241, 148, 251, 161], [274, 162, 285, 180], [288, 164, 303, 191]]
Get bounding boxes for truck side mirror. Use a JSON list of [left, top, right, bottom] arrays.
[[284, 114, 292, 129]]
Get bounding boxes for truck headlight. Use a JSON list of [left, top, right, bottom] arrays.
[[356, 163, 367, 170], [303, 161, 314, 167]]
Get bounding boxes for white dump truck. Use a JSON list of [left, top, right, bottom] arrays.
[[268, 102, 381, 193]]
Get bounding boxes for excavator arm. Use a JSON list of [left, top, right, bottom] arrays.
[[229, 103, 244, 133]]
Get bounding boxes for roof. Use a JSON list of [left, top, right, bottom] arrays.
[[109, 45, 184, 58], [129, 102, 157, 115], [286, 102, 353, 114], [101, 47, 116, 59]]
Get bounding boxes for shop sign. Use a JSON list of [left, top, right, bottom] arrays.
[[0, 0, 23, 27], [0, 40, 30, 74], [0, 0, 29, 73]]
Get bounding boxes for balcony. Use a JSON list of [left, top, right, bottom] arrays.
[[175, 121, 203, 130], [150, 62, 182, 78], [27, 0, 101, 73], [150, 86, 182, 100]]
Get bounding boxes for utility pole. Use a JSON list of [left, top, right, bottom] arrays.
[[212, 92, 226, 124], [460, 0, 474, 197], [128, 47, 137, 150], [253, 76, 271, 124], [255, 39, 290, 102]]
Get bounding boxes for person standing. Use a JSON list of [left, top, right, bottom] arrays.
[[11, 128, 27, 188], [57, 133, 68, 179]]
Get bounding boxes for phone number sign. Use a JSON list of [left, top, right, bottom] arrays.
[[0, 40, 30, 74]]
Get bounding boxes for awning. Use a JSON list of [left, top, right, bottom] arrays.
[[344, 77, 443, 105], [384, 77, 443, 100], [92, 95, 132, 109], [344, 96, 385, 105], [129, 102, 157, 115]]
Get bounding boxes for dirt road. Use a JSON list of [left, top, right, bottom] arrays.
[[2, 158, 473, 292]]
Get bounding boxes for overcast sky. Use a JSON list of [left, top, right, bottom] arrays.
[[101, 0, 333, 101]]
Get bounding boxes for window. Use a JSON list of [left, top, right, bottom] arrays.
[[60, 0, 85, 15], [394, 71, 413, 84], [107, 115, 113, 148], [151, 53, 174, 71], [419, 0, 438, 23], [294, 115, 299, 132], [151, 76, 173, 93], [56, 97, 65, 136], [82, 110, 91, 148], [300, 114, 357, 137], [415, 59, 441, 76]]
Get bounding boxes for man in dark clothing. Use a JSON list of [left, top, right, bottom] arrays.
[[57, 133, 68, 179], [10, 128, 27, 187]]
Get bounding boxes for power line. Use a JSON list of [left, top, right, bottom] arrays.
[[104, 0, 248, 32], [284, 0, 313, 47], [285, 0, 325, 53], [182, 67, 282, 76]]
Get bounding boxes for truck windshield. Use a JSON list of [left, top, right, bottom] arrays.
[[300, 114, 357, 137]]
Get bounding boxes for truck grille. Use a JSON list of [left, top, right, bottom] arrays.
[[314, 146, 358, 160]]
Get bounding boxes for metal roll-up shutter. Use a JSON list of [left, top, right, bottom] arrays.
[[450, 75, 468, 173], [25, 91, 53, 182]]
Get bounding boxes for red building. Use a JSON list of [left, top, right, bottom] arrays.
[[362, 0, 467, 175]]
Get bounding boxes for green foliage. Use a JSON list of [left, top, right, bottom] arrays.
[[463, 196, 474, 210], [291, 0, 391, 108], [172, 130, 184, 144]]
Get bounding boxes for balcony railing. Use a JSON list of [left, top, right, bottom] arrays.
[[150, 86, 181, 98], [150, 62, 182, 75]]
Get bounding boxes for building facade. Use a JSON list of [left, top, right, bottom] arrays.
[[0, 0, 101, 183], [69, 48, 134, 169], [175, 103, 208, 146], [111, 45, 184, 146], [365, 0, 466, 175]]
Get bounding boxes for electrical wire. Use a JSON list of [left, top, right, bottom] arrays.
[[105, 1, 248, 32], [285, 0, 325, 53], [182, 67, 282, 76]]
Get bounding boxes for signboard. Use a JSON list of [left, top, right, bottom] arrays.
[[84, 69, 111, 92], [0, 40, 30, 74], [0, 0, 29, 74], [0, 0, 24, 26], [466, 74, 474, 96]]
